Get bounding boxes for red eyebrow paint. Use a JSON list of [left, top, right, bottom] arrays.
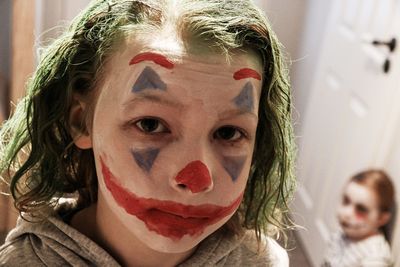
[[233, 68, 261, 81], [129, 52, 175, 69]]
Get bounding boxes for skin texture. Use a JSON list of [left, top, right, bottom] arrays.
[[72, 34, 263, 266], [337, 182, 388, 241]]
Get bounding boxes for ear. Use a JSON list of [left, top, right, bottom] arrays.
[[378, 211, 391, 227], [69, 94, 92, 149]]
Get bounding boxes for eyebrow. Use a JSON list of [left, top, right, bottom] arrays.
[[218, 108, 258, 121], [129, 52, 175, 69], [355, 204, 369, 213], [123, 93, 184, 110], [233, 68, 261, 81]]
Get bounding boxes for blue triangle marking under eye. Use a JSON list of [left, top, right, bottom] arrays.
[[222, 156, 247, 182], [131, 148, 160, 173]]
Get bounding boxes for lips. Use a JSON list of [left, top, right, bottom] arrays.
[[100, 157, 243, 240]]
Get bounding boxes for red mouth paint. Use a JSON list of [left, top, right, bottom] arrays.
[[233, 68, 261, 81], [175, 161, 212, 193], [129, 52, 175, 69], [100, 157, 243, 241]]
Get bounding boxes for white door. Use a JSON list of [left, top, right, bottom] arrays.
[[293, 0, 400, 265]]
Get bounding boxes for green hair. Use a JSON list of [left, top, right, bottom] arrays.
[[0, 0, 295, 241]]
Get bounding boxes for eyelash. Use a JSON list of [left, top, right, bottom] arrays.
[[134, 117, 170, 135], [355, 204, 369, 214], [213, 125, 247, 143], [131, 118, 248, 143], [341, 195, 369, 215]]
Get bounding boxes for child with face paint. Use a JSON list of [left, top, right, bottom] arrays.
[[322, 170, 396, 267], [0, 0, 295, 266]]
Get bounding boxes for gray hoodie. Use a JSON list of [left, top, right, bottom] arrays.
[[0, 211, 288, 266]]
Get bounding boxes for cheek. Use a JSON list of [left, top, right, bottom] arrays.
[[337, 205, 347, 217], [363, 211, 381, 225], [221, 155, 247, 182]]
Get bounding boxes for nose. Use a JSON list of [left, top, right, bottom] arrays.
[[173, 160, 213, 193]]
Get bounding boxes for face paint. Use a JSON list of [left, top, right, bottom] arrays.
[[174, 161, 212, 193], [233, 68, 261, 81], [91, 41, 262, 253], [131, 147, 160, 172], [132, 66, 167, 93], [354, 204, 369, 220], [232, 82, 254, 112], [337, 182, 383, 240], [101, 157, 243, 241], [129, 52, 175, 69], [222, 156, 247, 182]]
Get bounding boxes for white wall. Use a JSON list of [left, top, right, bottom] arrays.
[[35, 0, 91, 47], [257, 0, 333, 135], [261, 0, 307, 63], [285, 1, 333, 133], [383, 122, 400, 266], [0, 0, 11, 119], [0, 0, 11, 78]]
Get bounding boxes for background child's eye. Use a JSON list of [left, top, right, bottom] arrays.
[[342, 195, 350, 205], [214, 126, 244, 141], [355, 204, 369, 215], [135, 118, 168, 133]]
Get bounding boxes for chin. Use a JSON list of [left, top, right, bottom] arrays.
[[117, 204, 229, 253], [342, 227, 370, 241], [101, 186, 231, 254]]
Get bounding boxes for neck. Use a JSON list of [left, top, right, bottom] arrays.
[[87, 192, 196, 267]]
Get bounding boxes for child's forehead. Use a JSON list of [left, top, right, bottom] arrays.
[[345, 182, 378, 206], [112, 36, 263, 73]]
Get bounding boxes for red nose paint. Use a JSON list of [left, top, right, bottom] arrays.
[[233, 68, 261, 81], [129, 52, 175, 69], [100, 157, 243, 241], [175, 161, 212, 193]]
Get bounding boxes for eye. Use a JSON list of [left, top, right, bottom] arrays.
[[355, 204, 369, 215], [135, 118, 169, 134], [214, 126, 244, 141], [342, 195, 350, 205]]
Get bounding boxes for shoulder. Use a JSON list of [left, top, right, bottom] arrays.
[[237, 232, 289, 267], [263, 236, 289, 267], [0, 235, 45, 266], [360, 234, 393, 266], [0, 213, 119, 267]]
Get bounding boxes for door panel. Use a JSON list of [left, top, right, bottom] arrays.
[[294, 0, 400, 265]]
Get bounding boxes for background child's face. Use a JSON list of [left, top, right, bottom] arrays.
[[337, 181, 385, 240], [83, 37, 262, 253]]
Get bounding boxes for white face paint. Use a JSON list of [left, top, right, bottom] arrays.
[[80, 36, 263, 254], [337, 182, 384, 241]]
